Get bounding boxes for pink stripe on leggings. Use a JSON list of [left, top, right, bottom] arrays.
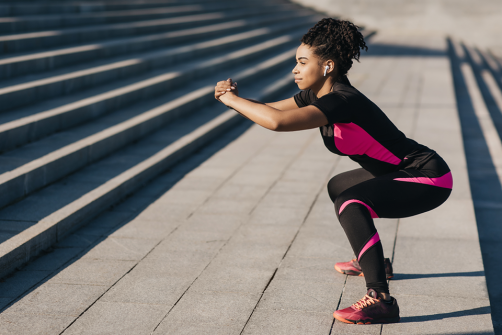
[[358, 232, 380, 261], [339, 199, 379, 218], [393, 171, 453, 189]]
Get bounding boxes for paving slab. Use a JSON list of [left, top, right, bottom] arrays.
[[0, 313, 73, 335], [3, 283, 107, 317], [62, 301, 167, 335]]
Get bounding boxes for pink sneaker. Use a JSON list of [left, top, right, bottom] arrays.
[[333, 289, 400, 324], [334, 258, 394, 279]]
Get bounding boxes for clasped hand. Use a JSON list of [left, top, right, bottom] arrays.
[[214, 78, 238, 104]]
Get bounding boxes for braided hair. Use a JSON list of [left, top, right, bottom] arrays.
[[301, 18, 368, 78]]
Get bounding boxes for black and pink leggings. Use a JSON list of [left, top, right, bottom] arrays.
[[327, 153, 452, 294]]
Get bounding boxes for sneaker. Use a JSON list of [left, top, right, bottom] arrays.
[[334, 258, 393, 279], [333, 289, 400, 324]]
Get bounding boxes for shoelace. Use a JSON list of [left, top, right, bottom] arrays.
[[352, 294, 379, 310]]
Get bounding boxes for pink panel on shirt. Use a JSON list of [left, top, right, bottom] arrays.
[[393, 171, 453, 189], [333, 123, 401, 165]]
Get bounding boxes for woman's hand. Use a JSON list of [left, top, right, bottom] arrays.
[[214, 78, 238, 102]]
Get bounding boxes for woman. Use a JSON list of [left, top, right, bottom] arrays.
[[214, 18, 452, 325]]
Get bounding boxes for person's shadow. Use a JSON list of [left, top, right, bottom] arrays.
[[392, 271, 484, 280], [391, 271, 491, 327], [400, 306, 491, 324]]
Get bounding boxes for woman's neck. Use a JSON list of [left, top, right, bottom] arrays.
[[314, 75, 341, 98]]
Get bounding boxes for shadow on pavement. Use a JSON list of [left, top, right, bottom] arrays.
[[448, 37, 502, 334], [392, 271, 484, 280], [400, 306, 491, 323]]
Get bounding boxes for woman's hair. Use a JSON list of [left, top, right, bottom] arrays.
[[301, 18, 368, 77]]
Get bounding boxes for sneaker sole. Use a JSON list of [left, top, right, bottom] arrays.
[[333, 313, 401, 324], [334, 264, 364, 277], [334, 265, 393, 279]]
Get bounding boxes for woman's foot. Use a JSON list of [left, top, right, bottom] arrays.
[[333, 289, 400, 324], [334, 258, 394, 279]]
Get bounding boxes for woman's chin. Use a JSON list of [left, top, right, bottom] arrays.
[[296, 82, 308, 90]]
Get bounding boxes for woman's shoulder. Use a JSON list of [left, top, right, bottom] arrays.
[[293, 89, 318, 107]]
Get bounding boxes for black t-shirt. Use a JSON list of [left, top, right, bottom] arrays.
[[294, 81, 435, 176]]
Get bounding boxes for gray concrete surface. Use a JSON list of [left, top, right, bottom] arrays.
[[0, 1, 320, 280], [0, 0, 500, 334], [291, 0, 502, 58], [0, 28, 497, 334]]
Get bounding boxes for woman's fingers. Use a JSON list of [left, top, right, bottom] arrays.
[[215, 79, 238, 101]]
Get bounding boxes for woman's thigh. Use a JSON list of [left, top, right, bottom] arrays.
[[335, 170, 452, 219], [327, 168, 375, 203]]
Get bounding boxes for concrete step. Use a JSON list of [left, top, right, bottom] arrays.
[[0, 11, 310, 79], [0, 0, 220, 17], [0, 4, 295, 54], [0, 2, 277, 33], [0, 18, 312, 114], [0, 58, 298, 280], [0, 32, 302, 216], [0, 20, 317, 153]]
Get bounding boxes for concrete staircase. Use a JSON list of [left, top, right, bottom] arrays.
[[0, 0, 324, 279]]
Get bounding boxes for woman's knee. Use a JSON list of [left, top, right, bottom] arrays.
[[327, 175, 343, 203], [334, 191, 379, 222]]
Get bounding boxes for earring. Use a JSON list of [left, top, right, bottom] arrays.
[[324, 65, 329, 77]]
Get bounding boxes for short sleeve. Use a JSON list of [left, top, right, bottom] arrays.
[[293, 89, 317, 107], [312, 92, 350, 124]]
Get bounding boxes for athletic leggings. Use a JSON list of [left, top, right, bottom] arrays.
[[327, 153, 452, 294]]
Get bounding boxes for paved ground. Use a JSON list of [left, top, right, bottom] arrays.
[[0, 29, 496, 334], [291, 0, 502, 58]]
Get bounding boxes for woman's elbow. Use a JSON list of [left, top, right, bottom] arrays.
[[268, 119, 286, 132]]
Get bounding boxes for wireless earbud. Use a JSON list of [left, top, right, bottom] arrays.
[[324, 65, 329, 76]]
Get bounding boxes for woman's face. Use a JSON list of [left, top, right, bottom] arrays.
[[292, 43, 326, 91]]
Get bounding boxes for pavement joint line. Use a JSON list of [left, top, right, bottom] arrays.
[[240, 155, 340, 335], [239, 267, 279, 335], [330, 275, 348, 334], [57, 237, 168, 334], [389, 218, 401, 264], [152, 127, 321, 333]]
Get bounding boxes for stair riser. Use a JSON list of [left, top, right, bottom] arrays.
[[0, 22, 309, 114], [0, 0, 238, 16], [0, 6, 292, 54], [0, 69, 296, 280], [0, 35, 303, 152], [0, 13, 306, 79], [0, 1, 278, 33], [0, 46, 296, 210]]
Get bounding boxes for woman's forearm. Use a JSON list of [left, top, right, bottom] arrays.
[[221, 94, 282, 130]]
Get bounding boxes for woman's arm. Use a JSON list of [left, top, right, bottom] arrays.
[[220, 93, 328, 132], [245, 97, 298, 111]]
